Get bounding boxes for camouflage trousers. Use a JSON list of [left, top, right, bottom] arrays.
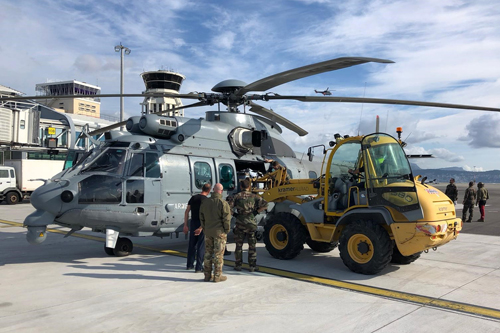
[[463, 202, 474, 221], [204, 233, 227, 279], [234, 223, 257, 268]]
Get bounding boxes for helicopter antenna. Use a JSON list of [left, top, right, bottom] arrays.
[[357, 82, 367, 135], [385, 110, 389, 132], [300, 151, 306, 163]]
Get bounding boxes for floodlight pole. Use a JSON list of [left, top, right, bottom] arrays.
[[115, 43, 131, 130]]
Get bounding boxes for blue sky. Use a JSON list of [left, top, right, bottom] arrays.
[[2, 0, 500, 171]]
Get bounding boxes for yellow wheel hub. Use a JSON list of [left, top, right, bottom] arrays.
[[269, 224, 288, 250], [347, 234, 374, 264]]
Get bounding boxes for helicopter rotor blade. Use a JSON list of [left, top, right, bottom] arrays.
[[236, 57, 394, 96], [248, 102, 308, 136], [265, 95, 500, 112], [87, 101, 207, 136], [0, 92, 201, 102]]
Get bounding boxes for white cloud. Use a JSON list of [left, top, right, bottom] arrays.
[[463, 165, 484, 172], [428, 148, 465, 162]]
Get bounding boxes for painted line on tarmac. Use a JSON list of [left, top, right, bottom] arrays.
[[3, 218, 500, 320]]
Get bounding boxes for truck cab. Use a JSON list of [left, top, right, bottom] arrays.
[[0, 166, 22, 204]]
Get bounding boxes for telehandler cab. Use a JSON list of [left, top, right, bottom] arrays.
[[252, 132, 461, 275]]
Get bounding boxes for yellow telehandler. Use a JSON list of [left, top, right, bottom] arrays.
[[252, 132, 461, 275]]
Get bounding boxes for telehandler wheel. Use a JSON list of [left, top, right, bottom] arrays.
[[104, 245, 115, 256], [391, 246, 422, 265], [264, 212, 307, 260], [306, 239, 338, 253], [6, 192, 20, 205], [339, 220, 393, 275], [113, 237, 133, 257]]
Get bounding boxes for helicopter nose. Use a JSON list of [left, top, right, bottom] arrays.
[[30, 181, 64, 215]]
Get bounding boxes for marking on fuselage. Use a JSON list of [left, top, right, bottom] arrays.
[[2, 218, 500, 320]]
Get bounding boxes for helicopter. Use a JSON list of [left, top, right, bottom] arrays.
[[315, 87, 333, 96], [2, 56, 500, 257]]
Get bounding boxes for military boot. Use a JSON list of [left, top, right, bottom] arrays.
[[213, 275, 227, 283], [204, 273, 212, 282], [249, 266, 259, 272], [477, 218, 484, 222]]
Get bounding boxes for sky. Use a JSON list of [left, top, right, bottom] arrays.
[[1, 0, 500, 171]]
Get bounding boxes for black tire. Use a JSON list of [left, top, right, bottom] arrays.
[[306, 239, 338, 253], [264, 212, 307, 260], [339, 220, 393, 275], [6, 192, 20, 205], [113, 237, 133, 257], [104, 246, 115, 256], [391, 246, 421, 265]]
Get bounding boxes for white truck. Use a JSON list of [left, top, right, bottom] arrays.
[[0, 166, 23, 204], [1, 159, 65, 204]]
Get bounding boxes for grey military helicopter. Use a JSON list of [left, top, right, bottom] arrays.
[[3, 56, 500, 256]]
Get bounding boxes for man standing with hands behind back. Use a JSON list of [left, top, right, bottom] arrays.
[[200, 183, 232, 283], [183, 183, 211, 273]]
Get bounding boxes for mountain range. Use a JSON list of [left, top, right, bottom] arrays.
[[410, 163, 500, 184]]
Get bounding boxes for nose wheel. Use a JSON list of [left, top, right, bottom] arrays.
[[104, 237, 134, 257]]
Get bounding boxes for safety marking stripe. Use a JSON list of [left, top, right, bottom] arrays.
[[2, 218, 500, 320]]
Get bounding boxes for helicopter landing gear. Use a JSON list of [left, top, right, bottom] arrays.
[[104, 245, 115, 256], [113, 237, 134, 257]]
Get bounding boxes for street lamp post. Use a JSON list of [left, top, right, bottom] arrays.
[[115, 43, 131, 130]]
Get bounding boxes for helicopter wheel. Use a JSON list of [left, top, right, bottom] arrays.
[[113, 237, 134, 257], [104, 245, 115, 256]]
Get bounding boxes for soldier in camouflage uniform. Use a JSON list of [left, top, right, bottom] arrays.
[[462, 181, 477, 223], [200, 183, 232, 282], [229, 178, 268, 272]]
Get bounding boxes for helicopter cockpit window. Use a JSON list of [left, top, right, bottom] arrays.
[[127, 154, 144, 177], [145, 153, 161, 178], [82, 148, 127, 175], [194, 162, 212, 189], [79, 175, 122, 204], [219, 164, 235, 190]]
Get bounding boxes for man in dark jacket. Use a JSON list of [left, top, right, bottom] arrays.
[[445, 178, 458, 204], [200, 183, 232, 283], [462, 181, 476, 223]]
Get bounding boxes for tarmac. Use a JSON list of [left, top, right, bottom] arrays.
[[1, 183, 500, 332]]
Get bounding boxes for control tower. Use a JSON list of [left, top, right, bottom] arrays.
[[140, 70, 185, 116]]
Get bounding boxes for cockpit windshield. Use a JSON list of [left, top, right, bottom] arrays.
[[364, 140, 412, 184], [81, 148, 127, 174]]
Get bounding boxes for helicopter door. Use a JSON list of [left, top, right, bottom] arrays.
[[188, 157, 215, 194]]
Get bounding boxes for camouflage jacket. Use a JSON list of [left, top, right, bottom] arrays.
[[463, 187, 476, 204], [229, 190, 268, 228], [200, 192, 232, 237], [476, 188, 489, 204], [445, 183, 458, 201]]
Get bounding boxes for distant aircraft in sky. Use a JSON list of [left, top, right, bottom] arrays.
[[314, 87, 333, 96]]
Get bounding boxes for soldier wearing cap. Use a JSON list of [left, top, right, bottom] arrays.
[[462, 181, 477, 223], [229, 178, 268, 272]]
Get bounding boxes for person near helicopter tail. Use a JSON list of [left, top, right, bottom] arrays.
[[476, 182, 489, 222], [200, 183, 232, 283], [462, 181, 477, 223], [229, 178, 268, 272], [445, 178, 458, 205], [183, 183, 211, 273]]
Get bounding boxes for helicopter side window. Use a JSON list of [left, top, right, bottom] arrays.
[[145, 153, 161, 178], [309, 171, 317, 179], [79, 175, 122, 204], [128, 154, 144, 177], [194, 162, 212, 189], [219, 164, 235, 190], [126, 180, 144, 203]]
